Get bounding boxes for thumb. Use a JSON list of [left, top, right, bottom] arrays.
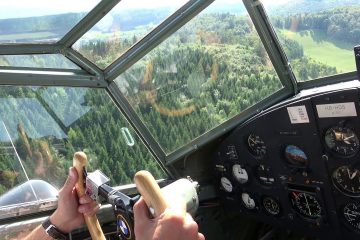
[[61, 167, 78, 194]]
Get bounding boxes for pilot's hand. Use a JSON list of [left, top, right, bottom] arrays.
[[134, 197, 205, 240], [50, 167, 100, 233]]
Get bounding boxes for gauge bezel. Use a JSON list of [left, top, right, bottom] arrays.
[[288, 190, 322, 220], [247, 133, 267, 159], [220, 176, 233, 193], [232, 164, 250, 185], [324, 126, 360, 158], [262, 196, 281, 216], [332, 166, 360, 197], [283, 144, 309, 168], [341, 202, 360, 233], [254, 164, 275, 186], [241, 192, 258, 211]]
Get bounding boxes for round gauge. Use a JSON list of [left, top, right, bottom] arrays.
[[247, 134, 267, 158], [289, 191, 321, 219], [324, 126, 359, 157], [343, 203, 360, 231], [263, 196, 280, 216], [220, 177, 233, 193], [284, 145, 308, 166], [241, 192, 256, 209], [232, 164, 248, 184], [255, 165, 275, 185], [332, 166, 360, 196]]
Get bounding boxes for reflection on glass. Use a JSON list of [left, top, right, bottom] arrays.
[[0, 55, 80, 69], [0, 86, 165, 208], [262, 0, 360, 81], [0, 0, 100, 44], [114, 0, 283, 153], [73, 0, 190, 69]]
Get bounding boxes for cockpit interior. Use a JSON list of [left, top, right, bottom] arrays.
[[1, 0, 360, 239]]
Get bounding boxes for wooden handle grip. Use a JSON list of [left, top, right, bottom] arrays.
[[134, 170, 169, 217], [73, 152, 106, 240]]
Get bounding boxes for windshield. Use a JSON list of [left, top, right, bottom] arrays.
[[0, 86, 165, 208], [114, 0, 283, 153], [262, 0, 360, 81]]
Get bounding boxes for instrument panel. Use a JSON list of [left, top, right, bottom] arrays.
[[214, 83, 360, 239]]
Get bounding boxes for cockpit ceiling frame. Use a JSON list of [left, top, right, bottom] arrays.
[[0, 0, 358, 169]]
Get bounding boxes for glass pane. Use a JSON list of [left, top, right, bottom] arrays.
[[73, 0, 190, 69], [0, 0, 100, 44], [0, 86, 165, 208], [114, 0, 283, 153], [262, 0, 360, 81], [0, 54, 80, 69]]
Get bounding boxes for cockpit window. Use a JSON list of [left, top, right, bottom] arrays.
[[0, 0, 100, 44], [0, 86, 165, 207], [73, 0, 190, 69], [262, 0, 360, 81], [114, 0, 283, 153]]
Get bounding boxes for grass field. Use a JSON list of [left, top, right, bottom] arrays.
[[280, 29, 355, 73], [0, 32, 58, 41]]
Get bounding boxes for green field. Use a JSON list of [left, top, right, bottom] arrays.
[[280, 29, 355, 73], [0, 32, 57, 41]]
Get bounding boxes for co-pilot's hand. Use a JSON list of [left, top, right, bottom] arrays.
[[50, 167, 100, 233], [134, 197, 205, 240]]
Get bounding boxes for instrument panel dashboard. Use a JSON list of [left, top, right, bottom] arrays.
[[214, 81, 360, 239]]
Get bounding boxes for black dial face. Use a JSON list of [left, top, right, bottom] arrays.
[[324, 126, 359, 157], [284, 145, 308, 166], [343, 203, 360, 231], [256, 165, 275, 185], [289, 191, 321, 219], [247, 134, 266, 158], [333, 166, 360, 196], [263, 196, 280, 216]]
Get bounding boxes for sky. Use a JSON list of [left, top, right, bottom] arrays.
[[0, 0, 248, 19]]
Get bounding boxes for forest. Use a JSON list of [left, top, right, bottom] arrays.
[[0, 6, 355, 199]]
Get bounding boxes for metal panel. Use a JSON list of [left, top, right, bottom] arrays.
[[106, 82, 173, 178], [59, 0, 121, 47], [104, 0, 215, 82], [0, 67, 107, 87], [298, 71, 359, 91], [243, 0, 298, 93], [165, 88, 292, 165]]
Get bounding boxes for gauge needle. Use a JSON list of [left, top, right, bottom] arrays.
[[344, 135, 354, 144], [351, 170, 358, 180], [304, 194, 312, 216], [348, 168, 352, 179], [249, 138, 256, 145]]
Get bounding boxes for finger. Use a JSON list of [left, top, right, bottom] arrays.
[[79, 201, 100, 214], [198, 233, 205, 240], [60, 167, 78, 195], [133, 198, 151, 224], [83, 203, 101, 216], [180, 213, 200, 239], [79, 194, 93, 204]]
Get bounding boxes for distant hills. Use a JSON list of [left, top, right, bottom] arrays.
[[265, 0, 360, 15]]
